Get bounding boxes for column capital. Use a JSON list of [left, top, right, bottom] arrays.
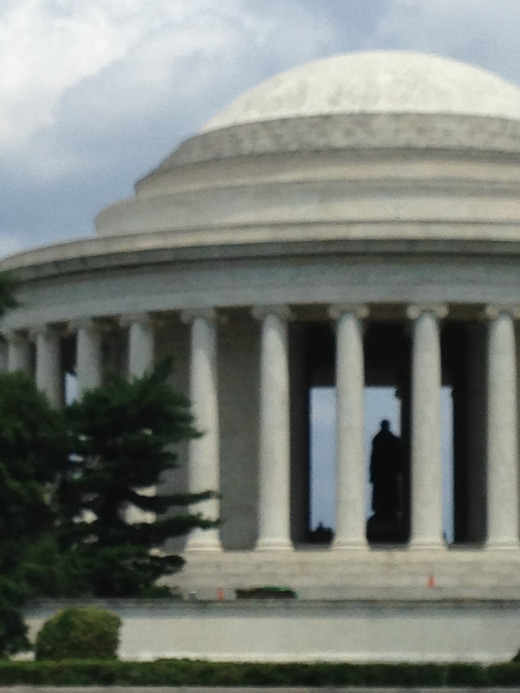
[[483, 305, 520, 321], [29, 323, 61, 340], [251, 304, 293, 321], [119, 312, 153, 328], [328, 303, 369, 320], [406, 304, 448, 321], [69, 317, 101, 334], [181, 307, 218, 324], [2, 329, 29, 344]]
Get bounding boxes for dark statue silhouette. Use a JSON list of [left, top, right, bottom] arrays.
[[367, 419, 404, 542]]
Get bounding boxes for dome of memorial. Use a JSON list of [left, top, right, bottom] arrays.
[[202, 51, 520, 131]]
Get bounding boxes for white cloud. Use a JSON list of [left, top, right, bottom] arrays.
[[0, 0, 134, 147], [0, 0, 334, 171], [0, 0, 334, 153], [0, 0, 260, 150]]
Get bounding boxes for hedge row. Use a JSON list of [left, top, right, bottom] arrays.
[[2, 660, 520, 686]]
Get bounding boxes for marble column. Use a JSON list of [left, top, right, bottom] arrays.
[[182, 309, 222, 551], [485, 306, 520, 549], [408, 304, 447, 550], [253, 305, 293, 551], [33, 325, 62, 407], [329, 304, 369, 550], [120, 314, 156, 524], [6, 331, 31, 373], [123, 313, 155, 377], [74, 319, 102, 395]]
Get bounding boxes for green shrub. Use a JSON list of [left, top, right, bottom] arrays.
[[0, 659, 511, 686], [35, 606, 121, 660]]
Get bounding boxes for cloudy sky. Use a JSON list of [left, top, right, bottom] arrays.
[[3, 0, 520, 259], [1, 0, 516, 530]]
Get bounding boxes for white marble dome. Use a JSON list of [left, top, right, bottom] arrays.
[[202, 51, 520, 131], [92, 51, 520, 241]]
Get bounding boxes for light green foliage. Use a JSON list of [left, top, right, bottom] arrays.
[[35, 607, 121, 660]]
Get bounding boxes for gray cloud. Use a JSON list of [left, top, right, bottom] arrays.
[[0, 0, 341, 253]]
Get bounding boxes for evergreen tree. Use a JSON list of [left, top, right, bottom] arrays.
[[60, 360, 216, 597], [0, 371, 67, 654]]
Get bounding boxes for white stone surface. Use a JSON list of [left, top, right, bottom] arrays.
[[203, 51, 520, 131], [34, 325, 62, 407], [125, 314, 154, 378], [486, 308, 520, 549], [23, 598, 520, 663], [167, 548, 520, 599], [75, 319, 102, 394], [255, 307, 293, 551], [408, 307, 446, 550], [331, 306, 368, 550], [184, 309, 222, 551], [9, 247, 520, 333]]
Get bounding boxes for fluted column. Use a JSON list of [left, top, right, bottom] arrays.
[[122, 313, 155, 377], [6, 331, 31, 373], [74, 319, 102, 395], [408, 304, 447, 550], [485, 306, 520, 549], [182, 309, 222, 551], [33, 325, 62, 407], [253, 305, 293, 551], [329, 304, 369, 550]]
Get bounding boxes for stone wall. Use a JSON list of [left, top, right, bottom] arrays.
[[25, 599, 520, 663]]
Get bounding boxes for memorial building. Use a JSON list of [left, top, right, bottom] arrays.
[[6, 51, 520, 661]]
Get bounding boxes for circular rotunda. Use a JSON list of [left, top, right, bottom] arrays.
[[4, 50, 520, 602]]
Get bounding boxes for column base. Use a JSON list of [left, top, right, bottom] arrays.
[[408, 538, 446, 551], [332, 538, 369, 551], [485, 539, 520, 551], [184, 529, 222, 553], [255, 538, 294, 551]]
